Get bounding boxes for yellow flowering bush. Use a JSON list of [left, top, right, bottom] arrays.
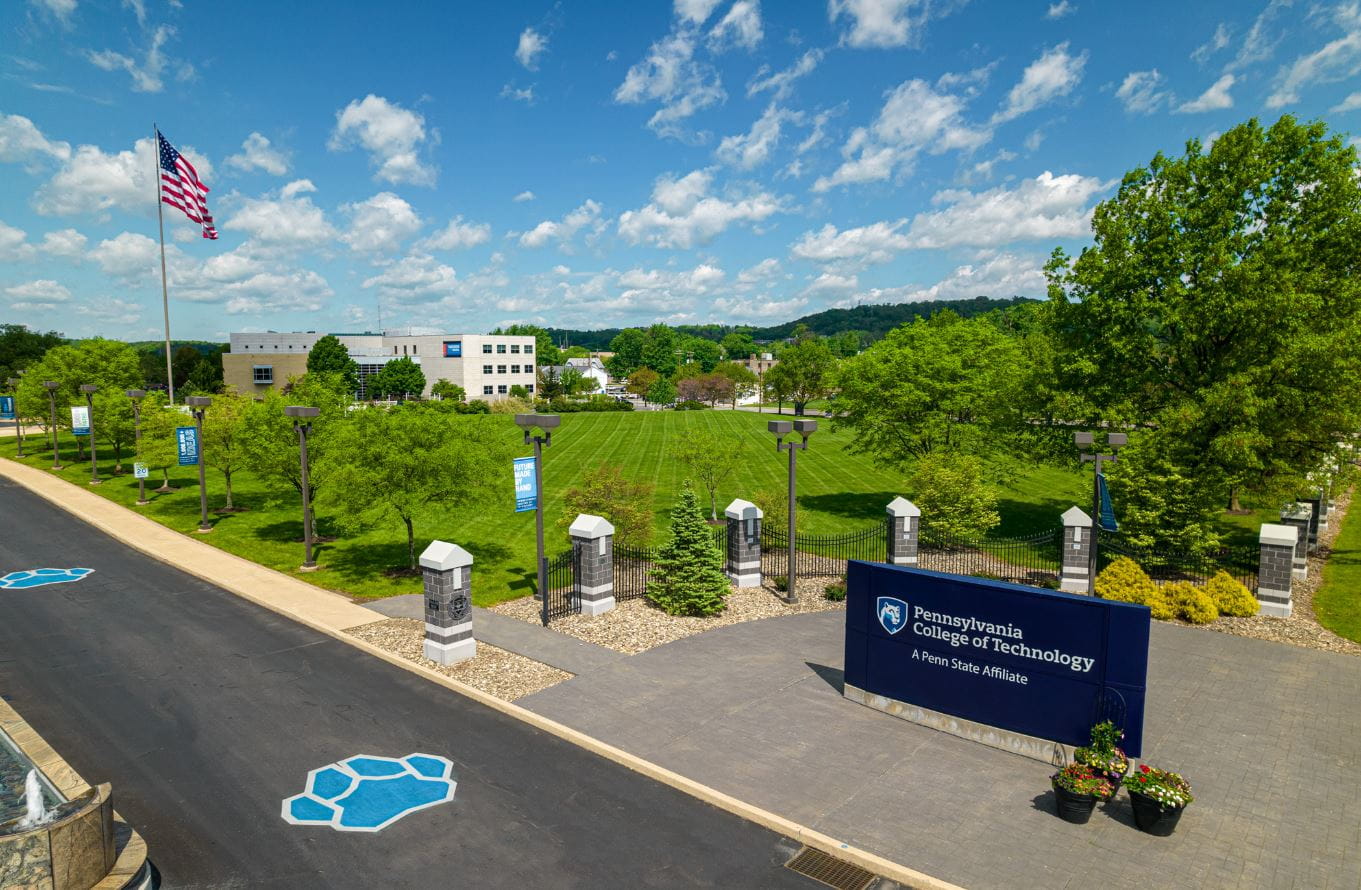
[[1205, 571, 1259, 617], [1094, 557, 1157, 605], [1166, 581, 1219, 624]]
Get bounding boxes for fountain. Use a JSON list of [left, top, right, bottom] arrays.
[[18, 768, 50, 829]]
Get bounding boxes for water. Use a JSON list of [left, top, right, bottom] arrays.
[[0, 726, 63, 832], [18, 770, 49, 828]]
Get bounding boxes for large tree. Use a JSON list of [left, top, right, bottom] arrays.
[[762, 336, 836, 416], [1046, 115, 1361, 512], [16, 338, 143, 458], [606, 328, 645, 378], [640, 324, 679, 378], [306, 335, 360, 395], [0, 323, 64, 381], [368, 356, 426, 401]]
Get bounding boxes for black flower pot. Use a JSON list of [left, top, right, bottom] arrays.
[[1128, 788, 1186, 835], [1051, 781, 1098, 824]]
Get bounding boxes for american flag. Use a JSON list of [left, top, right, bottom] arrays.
[[157, 131, 217, 240]]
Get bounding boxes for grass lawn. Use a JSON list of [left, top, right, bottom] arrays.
[[1, 409, 1257, 607], [1317, 496, 1361, 643]]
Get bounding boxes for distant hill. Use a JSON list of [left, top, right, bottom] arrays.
[[546, 296, 1037, 350]]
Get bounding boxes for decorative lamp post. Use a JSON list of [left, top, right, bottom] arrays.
[[43, 381, 62, 469], [186, 396, 212, 531], [769, 418, 816, 603], [4, 377, 22, 458], [284, 406, 321, 570], [126, 389, 147, 504], [79, 384, 100, 485], [1074, 430, 1127, 594], [515, 413, 561, 627]]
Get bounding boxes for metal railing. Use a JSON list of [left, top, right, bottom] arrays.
[[1097, 532, 1258, 591], [760, 522, 888, 584], [918, 525, 1062, 588], [543, 547, 579, 620], [612, 527, 727, 603]]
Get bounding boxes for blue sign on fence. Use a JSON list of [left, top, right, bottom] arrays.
[[176, 425, 200, 466], [845, 561, 1150, 755], [0, 396, 13, 420], [513, 456, 537, 513]]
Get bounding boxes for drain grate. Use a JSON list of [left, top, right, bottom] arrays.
[[784, 846, 877, 890]]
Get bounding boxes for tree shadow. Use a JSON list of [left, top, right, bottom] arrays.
[[324, 540, 418, 584], [801, 491, 900, 522], [994, 496, 1072, 535], [805, 661, 844, 693]]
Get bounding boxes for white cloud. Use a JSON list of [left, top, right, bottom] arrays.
[[362, 253, 457, 303], [1177, 74, 1236, 113], [29, 0, 77, 25], [675, 0, 722, 24], [737, 257, 781, 285], [88, 231, 159, 280], [1046, 1, 1076, 19], [1191, 22, 1231, 64], [829, 0, 938, 48], [86, 23, 178, 92], [614, 30, 725, 139], [500, 83, 535, 103], [792, 220, 912, 264], [904, 171, 1107, 249], [747, 49, 822, 101], [418, 216, 492, 251], [708, 0, 762, 50], [0, 222, 35, 262], [839, 253, 1046, 306], [716, 104, 800, 168], [618, 168, 783, 248], [513, 190, 536, 202], [329, 94, 437, 186], [222, 179, 337, 250], [1334, 91, 1361, 111], [516, 27, 547, 70], [219, 271, 333, 315], [993, 42, 1088, 123], [33, 136, 212, 219], [964, 149, 1018, 183], [520, 199, 604, 248], [39, 228, 87, 257], [712, 295, 808, 319], [75, 297, 141, 323], [1115, 70, 1170, 114], [226, 132, 289, 175], [802, 272, 859, 295], [814, 78, 990, 191], [1227, 0, 1290, 73], [936, 63, 997, 98], [6, 279, 72, 307], [341, 192, 422, 253], [1266, 4, 1361, 108], [0, 113, 72, 166]]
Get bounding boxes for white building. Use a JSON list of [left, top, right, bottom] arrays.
[[563, 356, 610, 394]]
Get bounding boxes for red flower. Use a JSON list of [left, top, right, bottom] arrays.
[[1139, 776, 1147, 783], [1140, 765, 1150, 773]]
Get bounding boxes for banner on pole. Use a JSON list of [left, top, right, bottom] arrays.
[[70, 406, 90, 436], [1097, 472, 1119, 532], [134, 463, 149, 479], [513, 456, 537, 513], [0, 396, 14, 420], [176, 426, 199, 465]]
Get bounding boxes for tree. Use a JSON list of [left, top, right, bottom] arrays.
[[137, 393, 182, 492], [509, 384, 530, 400], [0, 323, 64, 381], [712, 362, 758, 408], [92, 388, 136, 473], [559, 463, 656, 548], [559, 367, 589, 397], [646, 377, 676, 406], [640, 324, 678, 377], [647, 483, 730, 616], [606, 328, 645, 378], [908, 452, 1001, 541], [721, 330, 755, 360], [1046, 116, 1361, 512], [1103, 431, 1227, 553], [686, 338, 722, 372], [182, 356, 222, 395], [833, 312, 1025, 468], [763, 336, 835, 415], [671, 430, 745, 520], [368, 356, 426, 401], [171, 345, 202, 390], [306, 335, 360, 394], [201, 390, 250, 510], [537, 366, 565, 400], [625, 367, 658, 399], [16, 338, 143, 458], [321, 406, 511, 570], [431, 379, 466, 401]]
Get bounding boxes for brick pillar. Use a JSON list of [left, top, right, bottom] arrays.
[[724, 499, 762, 587], [570, 514, 615, 617], [1256, 524, 1296, 618], [421, 540, 474, 665], [1279, 504, 1311, 581], [1301, 495, 1322, 552], [1319, 485, 1332, 530], [1060, 506, 1093, 594], [886, 496, 920, 566]]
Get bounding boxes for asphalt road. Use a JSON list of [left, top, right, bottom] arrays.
[[0, 477, 819, 889]]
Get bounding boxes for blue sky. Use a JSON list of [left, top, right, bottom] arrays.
[[1, 0, 1358, 341]]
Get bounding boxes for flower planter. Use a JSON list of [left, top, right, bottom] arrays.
[[1128, 788, 1186, 835], [1051, 781, 1098, 824]]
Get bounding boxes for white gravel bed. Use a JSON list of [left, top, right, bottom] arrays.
[[346, 618, 573, 700], [491, 578, 845, 655]]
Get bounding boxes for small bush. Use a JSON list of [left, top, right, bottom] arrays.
[[1206, 571, 1258, 617], [1166, 581, 1219, 624], [824, 579, 846, 601], [674, 399, 708, 411], [1146, 587, 1177, 621], [455, 399, 490, 414], [772, 575, 789, 592], [647, 484, 730, 617], [1094, 557, 1158, 606]]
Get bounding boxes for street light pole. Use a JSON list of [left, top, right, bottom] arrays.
[[126, 389, 147, 504], [187, 396, 212, 531], [769, 418, 816, 603], [43, 381, 62, 470], [79, 384, 99, 485], [1074, 430, 1127, 595], [516, 413, 561, 627], [285, 406, 321, 570], [4, 377, 22, 458]]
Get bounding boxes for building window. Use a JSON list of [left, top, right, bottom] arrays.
[[525, 344, 534, 354], [443, 341, 462, 357], [483, 364, 493, 374], [511, 344, 520, 353], [403, 344, 408, 355], [412, 344, 418, 355], [497, 385, 508, 394], [526, 384, 534, 394], [483, 344, 493, 354], [511, 364, 520, 374], [497, 365, 507, 374], [483, 385, 493, 395], [252, 366, 273, 384], [496, 344, 507, 354]]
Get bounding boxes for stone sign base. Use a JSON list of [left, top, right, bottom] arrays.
[[843, 682, 1070, 766]]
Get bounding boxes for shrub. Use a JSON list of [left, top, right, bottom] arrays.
[[824, 579, 846, 601], [674, 399, 708, 411], [1146, 587, 1177, 621], [772, 575, 789, 592], [1206, 571, 1258, 617], [559, 463, 655, 548], [647, 484, 731, 616], [907, 452, 1000, 539], [1166, 581, 1219, 624], [489, 396, 536, 415], [1094, 557, 1158, 606], [455, 399, 490, 414]]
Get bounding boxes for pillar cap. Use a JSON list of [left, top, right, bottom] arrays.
[[724, 498, 762, 521], [419, 540, 473, 571], [1061, 506, 1093, 527], [1259, 523, 1299, 548], [569, 513, 614, 539], [886, 496, 920, 518]]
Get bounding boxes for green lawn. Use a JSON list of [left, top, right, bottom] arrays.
[[2, 410, 1259, 607], [1317, 497, 1361, 644]]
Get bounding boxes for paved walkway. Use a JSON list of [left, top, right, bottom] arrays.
[[365, 594, 626, 675], [521, 609, 1361, 890]]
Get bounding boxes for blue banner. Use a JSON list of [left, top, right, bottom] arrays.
[[513, 456, 537, 512], [0, 396, 13, 420], [845, 561, 1150, 755], [443, 341, 462, 357], [176, 425, 200, 466], [1097, 472, 1119, 532]]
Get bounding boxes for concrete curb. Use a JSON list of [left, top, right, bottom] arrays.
[[0, 458, 961, 890]]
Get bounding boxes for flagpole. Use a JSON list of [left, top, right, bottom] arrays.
[[154, 123, 175, 405]]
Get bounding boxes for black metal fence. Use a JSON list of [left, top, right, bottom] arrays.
[[543, 547, 580, 620], [760, 522, 887, 584], [918, 525, 1062, 588], [1097, 531, 1258, 591], [611, 527, 727, 604]]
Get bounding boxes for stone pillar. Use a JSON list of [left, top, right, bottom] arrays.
[[1279, 504, 1311, 581], [1301, 495, 1322, 552], [1319, 486, 1332, 530], [570, 514, 615, 617], [886, 496, 920, 566], [1256, 524, 1297, 618], [724, 498, 762, 587], [421, 540, 474, 665], [1060, 506, 1093, 594]]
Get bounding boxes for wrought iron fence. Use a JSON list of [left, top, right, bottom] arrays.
[[611, 527, 727, 603], [1097, 532, 1258, 591], [918, 525, 1062, 588], [760, 522, 888, 585], [543, 547, 579, 620]]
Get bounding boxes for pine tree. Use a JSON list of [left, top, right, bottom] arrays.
[[647, 483, 731, 616]]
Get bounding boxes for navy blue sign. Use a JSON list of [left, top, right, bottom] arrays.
[[1098, 473, 1119, 532], [0, 396, 14, 420], [176, 425, 200, 466], [845, 561, 1150, 755], [443, 341, 462, 357]]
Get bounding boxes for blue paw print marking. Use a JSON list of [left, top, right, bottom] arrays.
[[0, 568, 94, 589], [282, 754, 456, 832]]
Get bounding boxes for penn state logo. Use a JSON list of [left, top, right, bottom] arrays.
[[877, 596, 908, 635]]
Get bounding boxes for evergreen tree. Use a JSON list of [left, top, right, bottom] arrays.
[[647, 484, 730, 616]]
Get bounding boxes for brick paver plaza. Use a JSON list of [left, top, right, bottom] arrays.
[[522, 611, 1361, 889]]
